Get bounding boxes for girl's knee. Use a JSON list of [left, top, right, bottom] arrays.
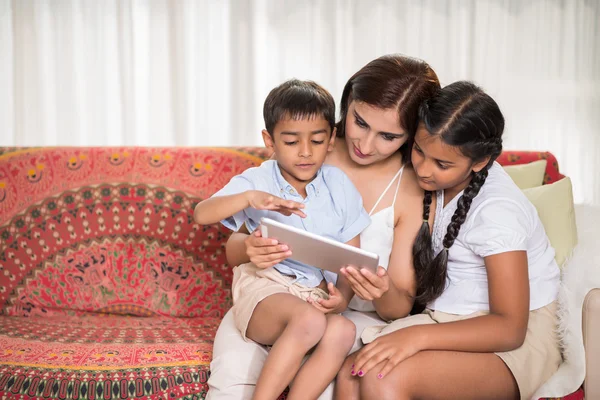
[[360, 363, 414, 400], [336, 355, 357, 387]]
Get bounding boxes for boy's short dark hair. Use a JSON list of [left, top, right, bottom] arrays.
[[263, 79, 335, 135]]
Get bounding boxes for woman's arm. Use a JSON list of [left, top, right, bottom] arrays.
[[370, 205, 421, 320], [225, 226, 293, 269], [339, 170, 424, 320], [225, 226, 252, 267]]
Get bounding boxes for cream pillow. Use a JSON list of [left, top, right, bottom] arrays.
[[504, 159, 547, 189], [522, 177, 577, 267]]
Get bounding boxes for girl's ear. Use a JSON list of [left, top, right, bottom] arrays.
[[262, 130, 275, 151], [327, 127, 337, 152], [472, 156, 491, 173]]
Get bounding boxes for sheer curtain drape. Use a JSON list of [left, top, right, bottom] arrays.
[[1, 0, 599, 204]]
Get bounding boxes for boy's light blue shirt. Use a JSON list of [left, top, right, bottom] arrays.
[[211, 160, 371, 287]]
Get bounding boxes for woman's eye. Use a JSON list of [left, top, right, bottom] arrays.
[[355, 118, 368, 128], [437, 162, 449, 170], [381, 134, 397, 141], [414, 146, 423, 154], [311, 140, 324, 145]]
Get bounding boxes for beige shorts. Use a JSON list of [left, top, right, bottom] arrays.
[[361, 302, 561, 400], [231, 263, 329, 341]]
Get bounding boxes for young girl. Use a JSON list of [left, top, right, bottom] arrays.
[[336, 81, 561, 400]]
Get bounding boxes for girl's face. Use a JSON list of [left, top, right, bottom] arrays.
[[344, 101, 408, 166], [411, 123, 488, 194]]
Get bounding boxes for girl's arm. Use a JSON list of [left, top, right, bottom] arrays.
[[353, 251, 530, 377], [414, 250, 530, 352]]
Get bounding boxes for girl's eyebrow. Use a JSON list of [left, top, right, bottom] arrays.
[[414, 140, 455, 165], [353, 109, 405, 137]]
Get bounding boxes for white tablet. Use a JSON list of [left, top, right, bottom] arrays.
[[259, 217, 379, 274]]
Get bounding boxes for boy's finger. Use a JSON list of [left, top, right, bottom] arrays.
[[285, 200, 305, 209], [327, 282, 339, 295], [290, 209, 307, 218]]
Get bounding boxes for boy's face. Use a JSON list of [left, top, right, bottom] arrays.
[[262, 116, 335, 187]]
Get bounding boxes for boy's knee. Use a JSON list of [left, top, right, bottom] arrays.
[[326, 315, 356, 350], [288, 306, 327, 347]]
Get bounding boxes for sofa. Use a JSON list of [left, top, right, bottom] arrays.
[[0, 146, 592, 400]]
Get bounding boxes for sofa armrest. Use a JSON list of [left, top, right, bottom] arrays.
[[583, 288, 600, 398]]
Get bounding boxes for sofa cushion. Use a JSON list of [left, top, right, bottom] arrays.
[[523, 177, 578, 267], [504, 159, 547, 189], [0, 314, 219, 398]]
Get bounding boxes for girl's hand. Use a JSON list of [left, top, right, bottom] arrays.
[[340, 266, 390, 301], [307, 282, 348, 314], [246, 190, 306, 218], [352, 327, 422, 379], [245, 229, 292, 269]]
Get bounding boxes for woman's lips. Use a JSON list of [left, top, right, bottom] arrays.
[[353, 145, 369, 159]]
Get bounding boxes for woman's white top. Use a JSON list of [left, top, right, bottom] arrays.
[[349, 166, 404, 312]]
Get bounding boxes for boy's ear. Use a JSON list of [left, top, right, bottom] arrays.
[[327, 127, 336, 152], [262, 130, 275, 151], [472, 156, 491, 173]]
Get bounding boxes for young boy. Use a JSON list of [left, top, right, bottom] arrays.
[[194, 79, 370, 400]]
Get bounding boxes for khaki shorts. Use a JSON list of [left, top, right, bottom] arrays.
[[231, 263, 329, 341], [361, 302, 561, 400]]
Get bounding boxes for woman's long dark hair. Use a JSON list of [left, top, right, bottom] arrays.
[[412, 81, 505, 306], [336, 54, 440, 162]]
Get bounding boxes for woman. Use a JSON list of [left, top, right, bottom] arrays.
[[206, 54, 441, 400]]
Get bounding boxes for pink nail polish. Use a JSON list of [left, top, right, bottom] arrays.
[[350, 370, 355, 376], [377, 374, 383, 379], [351, 364, 354, 369], [358, 370, 364, 377]]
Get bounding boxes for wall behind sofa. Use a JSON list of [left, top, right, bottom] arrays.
[[0, 0, 598, 205]]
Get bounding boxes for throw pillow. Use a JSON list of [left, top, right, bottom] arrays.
[[504, 159, 547, 189], [523, 177, 577, 267]]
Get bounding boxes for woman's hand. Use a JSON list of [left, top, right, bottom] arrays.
[[307, 282, 349, 314], [340, 266, 390, 301], [246, 190, 306, 218], [352, 327, 423, 379], [245, 229, 292, 269]]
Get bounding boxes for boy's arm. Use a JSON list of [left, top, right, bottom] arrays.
[[193, 192, 251, 225], [195, 190, 307, 226], [311, 234, 360, 314]]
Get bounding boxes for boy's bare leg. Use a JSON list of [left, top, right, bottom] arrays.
[[288, 314, 356, 400], [246, 293, 327, 400]]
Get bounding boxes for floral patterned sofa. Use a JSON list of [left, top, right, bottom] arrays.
[[0, 147, 585, 400]]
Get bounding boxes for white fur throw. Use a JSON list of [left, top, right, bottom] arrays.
[[533, 204, 600, 399]]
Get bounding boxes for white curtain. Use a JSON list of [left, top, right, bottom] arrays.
[[1, 0, 599, 205]]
